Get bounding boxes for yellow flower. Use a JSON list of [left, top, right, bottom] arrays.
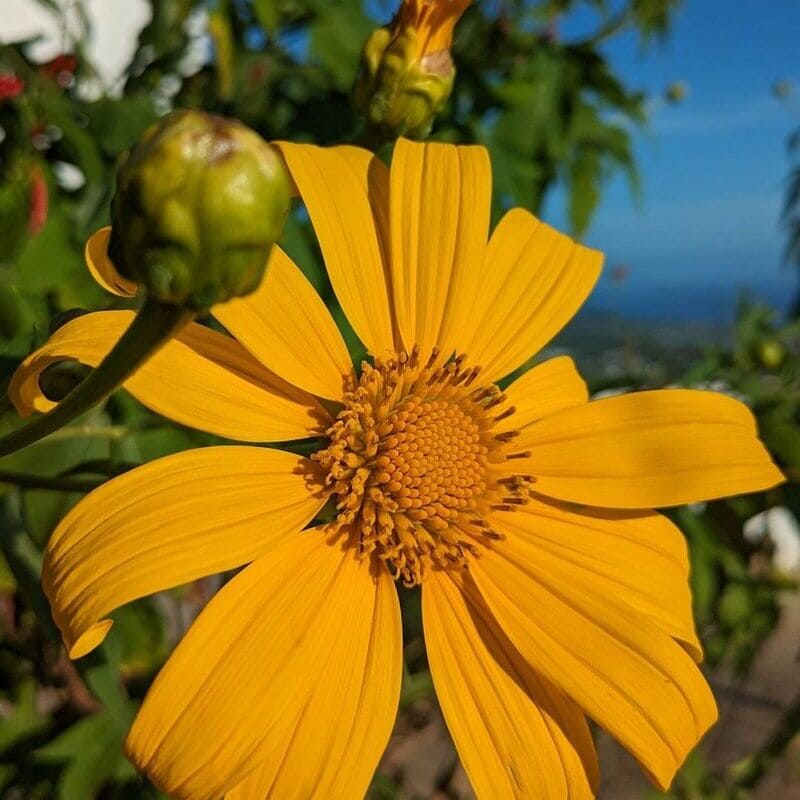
[[353, 0, 473, 137], [11, 139, 782, 799]]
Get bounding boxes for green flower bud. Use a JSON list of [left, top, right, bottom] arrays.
[[109, 110, 291, 309], [755, 339, 786, 370], [353, 1, 471, 140]]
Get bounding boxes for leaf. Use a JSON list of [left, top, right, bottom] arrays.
[[81, 643, 136, 725], [21, 488, 84, 549], [82, 94, 159, 158], [111, 600, 168, 680], [35, 710, 136, 800], [13, 208, 105, 310], [0, 679, 50, 754], [568, 147, 601, 235], [0, 503, 59, 642], [309, 2, 374, 91], [253, 0, 281, 34]]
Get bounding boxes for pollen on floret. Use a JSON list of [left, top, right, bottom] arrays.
[[313, 348, 534, 587]]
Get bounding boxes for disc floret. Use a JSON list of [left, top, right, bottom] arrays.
[[314, 349, 533, 586]]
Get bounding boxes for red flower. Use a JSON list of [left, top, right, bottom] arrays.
[[41, 54, 77, 84], [0, 73, 25, 101]]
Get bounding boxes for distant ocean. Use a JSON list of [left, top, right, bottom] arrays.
[[585, 272, 798, 322]]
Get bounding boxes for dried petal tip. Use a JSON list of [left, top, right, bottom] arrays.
[[353, 0, 473, 140], [109, 110, 291, 309]]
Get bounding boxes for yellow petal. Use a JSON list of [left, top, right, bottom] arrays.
[[84, 226, 138, 297], [276, 142, 396, 357], [9, 310, 328, 442], [492, 497, 702, 661], [470, 536, 718, 790], [459, 208, 603, 384], [43, 446, 324, 660], [389, 139, 491, 358], [213, 246, 353, 400], [497, 356, 588, 436], [511, 389, 784, 508], [126, 531, 402, 800], [423, 570, 599, 799]]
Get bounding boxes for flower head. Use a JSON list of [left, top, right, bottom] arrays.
[[353, 0, 472, 138], [14, 138, 783, 799], [315, 346, 524, 586]]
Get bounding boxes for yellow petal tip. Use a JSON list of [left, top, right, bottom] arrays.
[[67, 619, 114, 660]]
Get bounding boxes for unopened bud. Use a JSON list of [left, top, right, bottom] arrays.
[[109, 110, 291, 309], [353, 0, 472, 139], [756, 339, 786, 370]]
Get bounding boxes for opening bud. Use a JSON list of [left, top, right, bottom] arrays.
[[353, 0, 472, 140], [109, 110, 291, 309]]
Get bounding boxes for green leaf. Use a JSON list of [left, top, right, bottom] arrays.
[[83, 94, 159, 158], [111, 600, 168, 680], [0, 501, 59, 642], [0, 679, 50, 754], [309, 2, 373, 91], [253, 0, 281, 33], [13, 209, 104, 310], [35, 710, 136, 800]]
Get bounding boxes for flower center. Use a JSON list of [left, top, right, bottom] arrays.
[[314, 349, 532, 587]]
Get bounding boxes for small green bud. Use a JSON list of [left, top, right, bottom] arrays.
[[755, 339, 786, 370], [109, 110, 291, 309], [353, 1, 472, 140]]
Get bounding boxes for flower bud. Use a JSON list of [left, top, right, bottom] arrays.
[[353, 0, 472, 139], [109, 110, 291, 309], [756, 339, 786, 370]]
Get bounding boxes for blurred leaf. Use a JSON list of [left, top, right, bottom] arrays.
[[253, 0, 281, 33], [111, 601, 168, 680], [0, 679, 50, 754], [13, 208, 103, 310], [21, 488, 84, 549], [82, 94, 159, 158], [0, 500, 59, 641], [35, 710, 136, 800], [310, 2, 373, 91]]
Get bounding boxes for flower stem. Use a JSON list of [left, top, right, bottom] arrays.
[[0, 297, 195, 458]]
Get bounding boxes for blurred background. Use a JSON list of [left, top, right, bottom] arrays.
[[0, 1, 799, 798]]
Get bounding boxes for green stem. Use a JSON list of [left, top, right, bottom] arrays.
[[356, 124, 391, 153], [0, 297, 195, 458], [0, 471, 101, 493]]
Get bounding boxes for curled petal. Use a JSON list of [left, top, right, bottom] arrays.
[[9, 310, 328, 442], [85, 227, 137, 297]]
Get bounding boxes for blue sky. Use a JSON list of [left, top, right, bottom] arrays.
[[548, 0, 800, 320]]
